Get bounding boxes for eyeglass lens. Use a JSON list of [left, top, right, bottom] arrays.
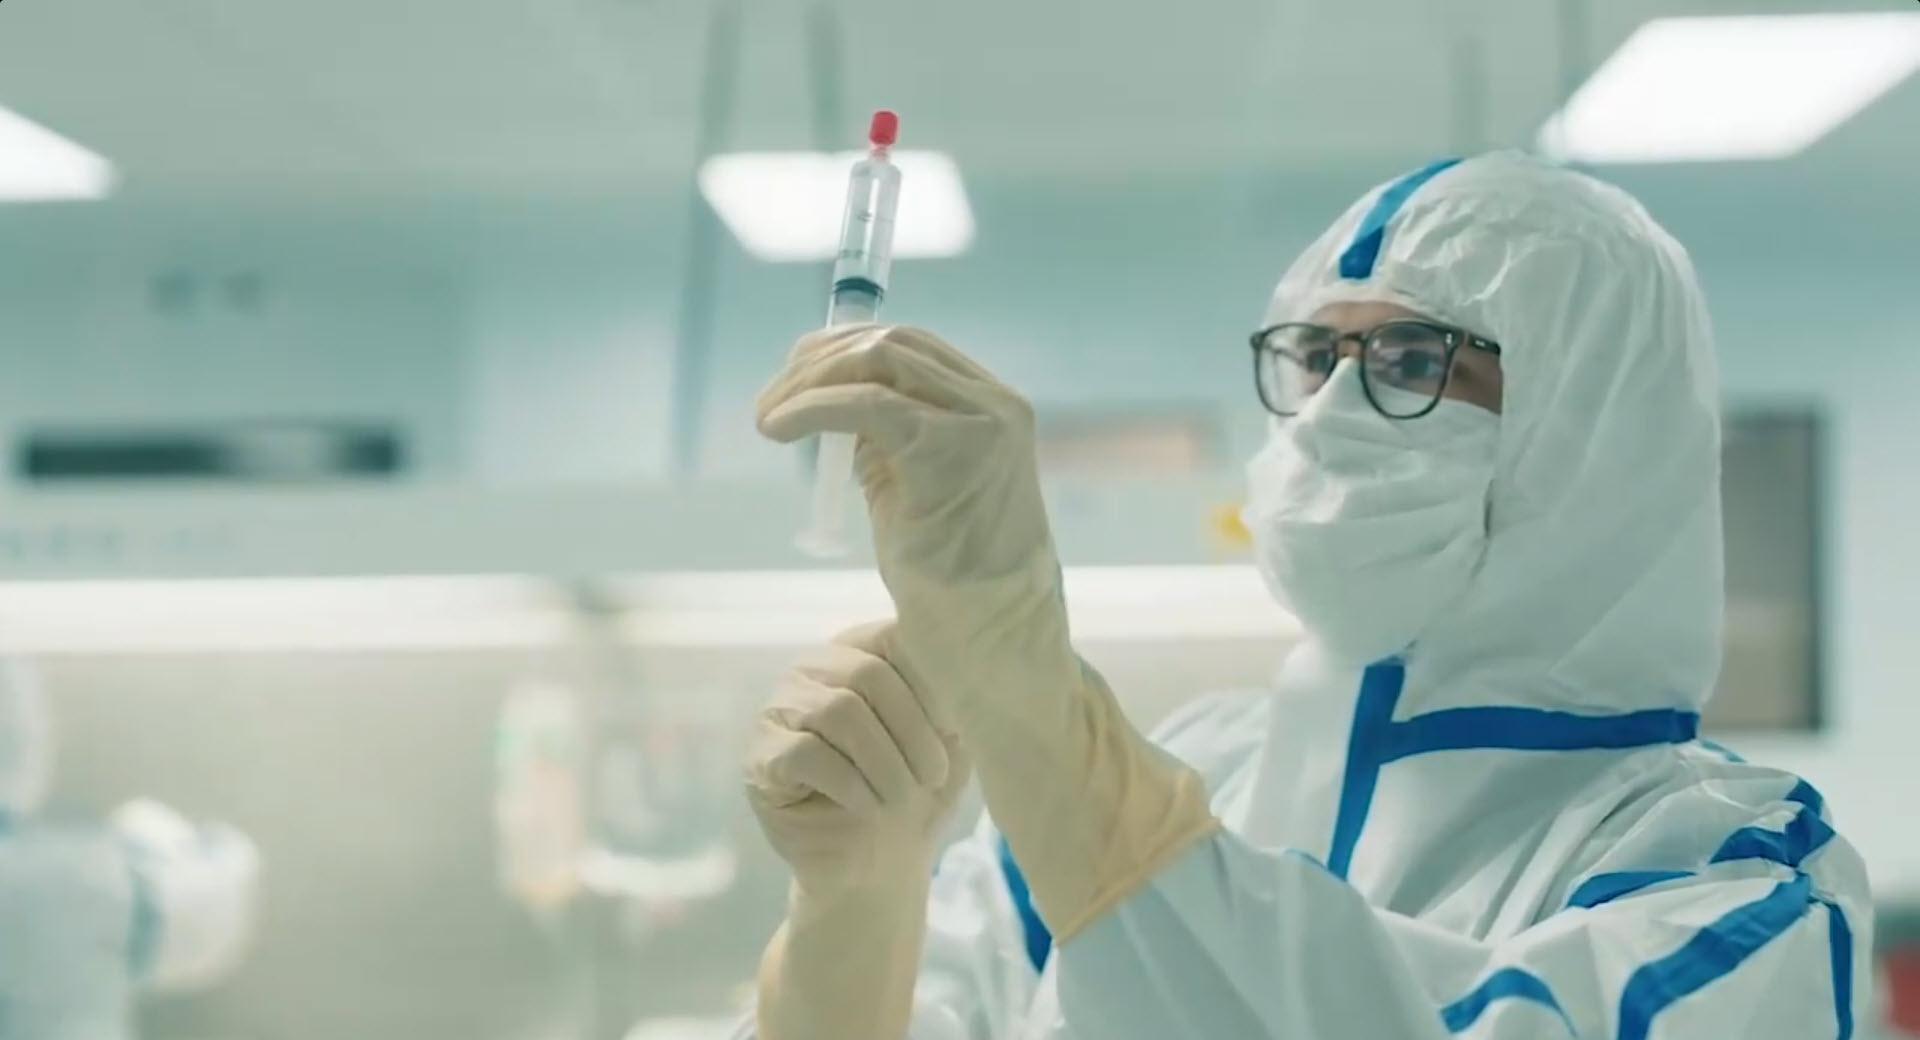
[[1256, 322, 1454, 419]]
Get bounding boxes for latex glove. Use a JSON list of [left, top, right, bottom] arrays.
[[757, 324, 1218, 942], [746, 621, 970, 892], [745, 622, 970, 1040]]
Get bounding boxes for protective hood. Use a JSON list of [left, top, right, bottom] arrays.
[[896, 158, 1857, 1040], [1258, 152, 1724, 715]]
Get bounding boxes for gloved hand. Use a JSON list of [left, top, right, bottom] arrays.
[[757, 324, 1219, 943], [757, 325, 1067, 717], [746, 621, 971, 892], [745, 621, 969, 1040]]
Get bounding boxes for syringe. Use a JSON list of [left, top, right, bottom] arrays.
[[795, 109, 902, 558]]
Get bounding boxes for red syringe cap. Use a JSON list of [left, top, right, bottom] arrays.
[[868, 110, 899, 147]]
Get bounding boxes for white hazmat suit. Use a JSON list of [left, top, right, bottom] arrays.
[[0, 660, 260, 1040], [741, 152, 1870, 1039]]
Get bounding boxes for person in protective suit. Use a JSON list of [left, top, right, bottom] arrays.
[[0, 659, 260, 1040], [737, 152, 1868, 1040]]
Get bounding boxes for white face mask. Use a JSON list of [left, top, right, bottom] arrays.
[[1243, 361, 1498, 665]]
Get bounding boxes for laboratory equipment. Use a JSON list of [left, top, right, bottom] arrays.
[[568, 586, 739, 917], [795, 109, 903, 558], [495, 679, 587, 913]]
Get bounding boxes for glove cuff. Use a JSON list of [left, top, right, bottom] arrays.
[[969, 659, 1221, 943], [758, 869, 935, 1040]]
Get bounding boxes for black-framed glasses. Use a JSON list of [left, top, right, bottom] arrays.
[[1249, 319, 1502, 420]]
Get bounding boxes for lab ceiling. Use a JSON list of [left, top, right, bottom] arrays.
[[0, 0, 1911, 193]]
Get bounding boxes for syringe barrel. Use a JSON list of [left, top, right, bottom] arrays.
[[794, 143, 900, 560], [826, 285, 881, 327], [830, 152, 901, 298]]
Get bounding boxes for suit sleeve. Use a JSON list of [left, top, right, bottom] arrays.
[[1047, 826, 1867, 1040]]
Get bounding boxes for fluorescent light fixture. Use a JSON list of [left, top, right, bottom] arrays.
[[698, 150, 974, 261], [1539, 12, 1920, 163], [0, 106, 114, 201]]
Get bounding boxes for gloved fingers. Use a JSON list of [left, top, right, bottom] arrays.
[[757, 382, 956, 450], [746, 718, 883, 816], [802, 634, 951, 790], [757, 325, 1000, 427], [837, 619, 968, 736], [759, 326, 953, 422], [795, 673, 923, 806], [850, 324, 1003, 385], [783, 323, 1000, 387], [761, 668, 921, 807], [935, 742, 976, 802], [777, 323, 883, 368]]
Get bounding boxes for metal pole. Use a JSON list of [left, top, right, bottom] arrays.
[[1542, 0, 1592, 156], [794, 0, 850, 477], [667, 0, 744, 481], [806, 1, 848, 154], [1450, 30, 1489, 155]]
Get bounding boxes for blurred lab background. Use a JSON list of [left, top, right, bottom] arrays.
[[1, 0, 1918, 1037]]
